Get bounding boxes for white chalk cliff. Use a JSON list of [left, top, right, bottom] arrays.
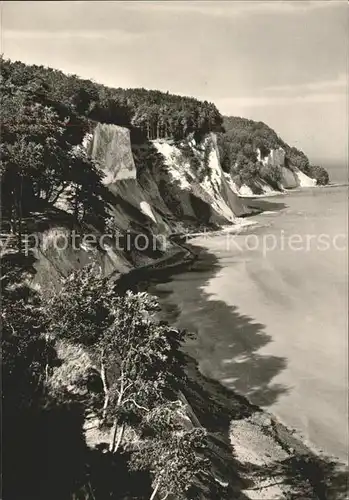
[[152, 134, 249, 224], [229, 147, 316, 197], [87, 125, 249, 229], [263, 147, 316, 189], [35, 123, 319, 287]]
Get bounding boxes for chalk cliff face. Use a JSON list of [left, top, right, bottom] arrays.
[[152, 134, 249, 224], [87, 123, 173, 236], [292, 167, 317, 187], [33, 125, 250, 288], [230, 147, 316, 196], [58, 125, 317, 241], [31, 123, 317, 287], [86, 123, 136, 183], [89, 126, 249, 229], [258, 146, 316, 189]]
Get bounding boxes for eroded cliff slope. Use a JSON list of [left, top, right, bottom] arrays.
[[25, 123, 251, 288]]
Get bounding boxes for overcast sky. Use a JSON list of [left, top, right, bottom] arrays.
[[1, 1, 348, 176]]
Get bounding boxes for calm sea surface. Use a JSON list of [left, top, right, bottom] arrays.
[[150, 185, 348, 462]]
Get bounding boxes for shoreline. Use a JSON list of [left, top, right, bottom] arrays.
[[235, 181, 348, 201], [113, 217, 258, 291], [182, 324, 348, 500], [184, 227, 347, 461], [180, 241, 348, 499], [184, 238, 347, 463], [113, 205, 347, 498]]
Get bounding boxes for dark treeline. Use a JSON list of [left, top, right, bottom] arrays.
[[1, 57, 111, 244], [1, 58, 223, 141], [218, 116, 285, 172], [217, 116, 285, 189]]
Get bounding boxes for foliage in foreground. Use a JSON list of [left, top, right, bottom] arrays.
[[2, 259, 216, 499]]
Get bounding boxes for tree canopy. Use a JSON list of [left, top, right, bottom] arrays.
[[1, 57, 223, 142], [1, 57, 109, 241]]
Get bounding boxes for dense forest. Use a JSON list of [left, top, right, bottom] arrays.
[[0, 57, 228, 499], [1, 58, 223, 141], [0, 57, 111, 244]]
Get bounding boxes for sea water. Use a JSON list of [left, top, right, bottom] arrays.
[[150, 185, 348, 462]]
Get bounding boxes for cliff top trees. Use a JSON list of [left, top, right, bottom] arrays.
[[2, 57, 223, 144], [285, 146, 310, 173], [1, 61, 109, 243], [218, 117, 285, 179], [1, 56, 328, 199]]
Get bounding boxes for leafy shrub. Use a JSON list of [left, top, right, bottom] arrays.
[[308, 165, 330, 185]]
